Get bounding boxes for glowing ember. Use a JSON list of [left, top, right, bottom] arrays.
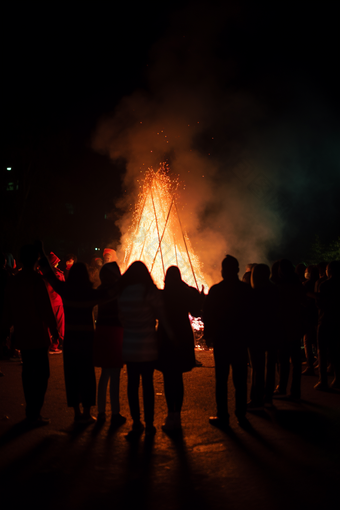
[[121, 164, 209, 290], [189, 314, 208, 350]]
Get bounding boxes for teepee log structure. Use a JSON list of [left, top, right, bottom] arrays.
[[122, 166, 208, 290]]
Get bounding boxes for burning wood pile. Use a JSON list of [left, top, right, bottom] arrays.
[[121, 165, 208, 291]]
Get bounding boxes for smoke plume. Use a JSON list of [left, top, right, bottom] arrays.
[[92, 3, 340, 283]]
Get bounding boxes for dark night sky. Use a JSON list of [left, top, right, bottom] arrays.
[[2, 2, 340, 264]]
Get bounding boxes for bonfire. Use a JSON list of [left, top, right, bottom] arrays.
[[121, 165, 209, 291]]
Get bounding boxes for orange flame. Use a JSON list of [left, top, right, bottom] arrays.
[[121, 165, 209, 289]]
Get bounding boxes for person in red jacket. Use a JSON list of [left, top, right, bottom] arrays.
[[44, 252, 65, 353]]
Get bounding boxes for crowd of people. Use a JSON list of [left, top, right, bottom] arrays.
[[0, 243, 339, 437]]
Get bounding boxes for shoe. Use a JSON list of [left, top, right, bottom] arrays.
[[79, 415, 97, 424], [302, 367, 315, 376], [49, 349, 62, 354], [162, 412, 182, 431], [97, 412, 106, 423], [25, 416, 50, 427], [209, 416, 230, 429], [125, 421, 144, 440], [314, 381, 329, 392], [145, 425, 156, 437], [273, 387, 286, 397], [110, 413, 126, 428]]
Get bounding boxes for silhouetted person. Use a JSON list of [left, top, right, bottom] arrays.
[[94, 262, 126, 427], [274, 259, 306, 400], [248, 264, 280, 407], [315, 261, 340, 391], [39, 243, 117, 424], [314, 261, 328, 294], [118, 261, 173, 439], [302, 265, 319, 374], [242, 263, 257, 285], [295, 262, 307, 284], [204, 255, 253, 429], [157, 266, 202, 431], [2, 244, 57, 425]]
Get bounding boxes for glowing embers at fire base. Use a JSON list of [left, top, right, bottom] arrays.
[[123, 165, 208, 290]]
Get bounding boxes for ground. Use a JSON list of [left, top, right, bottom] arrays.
[[0, 351, 339, 510]]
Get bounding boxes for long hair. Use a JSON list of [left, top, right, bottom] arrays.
[[163, 265, 188, 307], [164, 265, 182, 288], [67, 262, 93, 289], [119, 261, 156, 293], [99, 261, 121, 286]]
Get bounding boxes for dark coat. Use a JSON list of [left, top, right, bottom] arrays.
[[303, 279, 318, 329], [204, 276, 253, 355], [317, 276, 340, 327], [93, 283, 123, 368], [157, 281, 201, 373], [277, 280, 307, 340], [250, 283, 281, 350]]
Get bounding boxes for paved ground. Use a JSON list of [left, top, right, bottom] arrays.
[[1, 351, 339, 510]]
